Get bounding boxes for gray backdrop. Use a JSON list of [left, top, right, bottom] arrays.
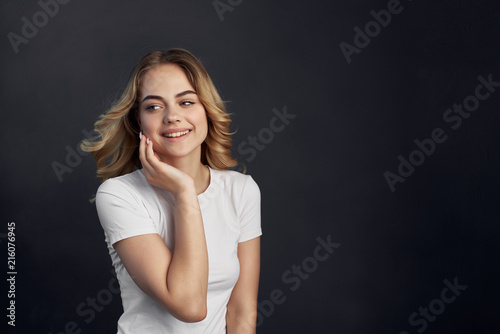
[[2, 0, 499, 333]]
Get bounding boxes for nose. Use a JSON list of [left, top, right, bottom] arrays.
[[164, 105, 182, 124]]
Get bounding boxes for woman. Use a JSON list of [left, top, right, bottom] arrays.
[[81, 48, 261, 333]]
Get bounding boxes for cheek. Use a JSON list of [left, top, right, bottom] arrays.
[[139, 113, 158, 131], [198, 113, 209, 136], [190, 107, 208, 129]]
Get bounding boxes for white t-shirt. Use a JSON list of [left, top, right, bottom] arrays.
[[95, 166, 262, 334]]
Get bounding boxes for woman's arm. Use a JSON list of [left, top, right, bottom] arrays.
[[112, 135, 209, 322], [226, 237, 261, 334]]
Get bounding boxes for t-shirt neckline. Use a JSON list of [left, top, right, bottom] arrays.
[[197, 165, 212, 197], [197, 165, 220, 208], [139, 165, 219, 209]]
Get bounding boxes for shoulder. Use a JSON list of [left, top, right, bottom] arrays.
[[211, 168, 259, 191], [97, 169, 147, 195], [210, 168, 260, 205], [95, 169, 152, 207]]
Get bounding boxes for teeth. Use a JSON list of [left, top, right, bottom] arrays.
[[164, 130, 190, 138]]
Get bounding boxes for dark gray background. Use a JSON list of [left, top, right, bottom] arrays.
[[2, 0, 499, 333]]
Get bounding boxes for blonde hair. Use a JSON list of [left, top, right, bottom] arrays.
[[81, 48, 238, 182]]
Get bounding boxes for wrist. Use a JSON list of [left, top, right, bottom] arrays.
[[173, 186, 197, 202]]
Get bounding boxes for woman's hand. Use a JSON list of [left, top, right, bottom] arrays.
[[139, 132, 195, 196]]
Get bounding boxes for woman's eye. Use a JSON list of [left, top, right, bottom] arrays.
[[181, 101, 194, 106], [145, 105, 160, 111]]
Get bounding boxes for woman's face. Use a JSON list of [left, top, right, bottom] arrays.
[[137, 63, 208, 164]]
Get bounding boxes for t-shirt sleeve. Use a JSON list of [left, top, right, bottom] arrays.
[[95, 180, 159, 246], [238, 175, 262, 243]]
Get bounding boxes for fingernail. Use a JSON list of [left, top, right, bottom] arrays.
[[147, 138, 150, 145], [139, 131, 142, 140]]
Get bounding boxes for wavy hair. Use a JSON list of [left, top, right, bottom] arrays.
[[81, 48, 238, 182]]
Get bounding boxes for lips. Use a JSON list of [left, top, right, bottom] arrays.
[[160, 128, 192, 142], [162, 129, 191, 138]]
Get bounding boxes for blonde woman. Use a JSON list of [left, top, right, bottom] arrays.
[[81, 49, 261, 333]]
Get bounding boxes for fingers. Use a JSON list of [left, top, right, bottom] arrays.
[[139, 132, 154, 171], [145, 135, 162, 168], [137, 134, 194, 193], [140, 132, 163, 171]]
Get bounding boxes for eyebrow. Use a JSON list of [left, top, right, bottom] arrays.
[[141, 90, 197, 103]]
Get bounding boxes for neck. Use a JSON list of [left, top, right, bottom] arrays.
[[159, 153, 210, 195]]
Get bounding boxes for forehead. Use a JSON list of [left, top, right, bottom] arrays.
[[139, 64, 194, 96]]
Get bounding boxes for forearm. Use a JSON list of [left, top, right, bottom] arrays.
[[226, 306, 257, 334], [167, 190, 209, 316], [226, 237, 261, 333]]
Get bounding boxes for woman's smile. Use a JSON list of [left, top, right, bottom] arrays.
[[161, 128, 192, 141]]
